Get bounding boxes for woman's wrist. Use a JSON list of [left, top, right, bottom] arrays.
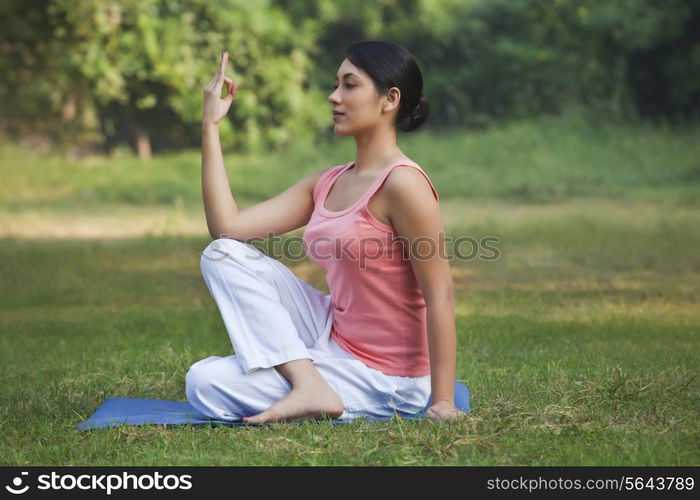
[[202, 121, 219, 130], [432, 398, 454, 404]]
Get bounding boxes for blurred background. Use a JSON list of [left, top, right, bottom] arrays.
[[0, 0, 698, 465], [1, 0, 698, 238], [3, 0, 699, 156]]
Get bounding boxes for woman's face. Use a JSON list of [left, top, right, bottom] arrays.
[[328, 58, 400, 136]]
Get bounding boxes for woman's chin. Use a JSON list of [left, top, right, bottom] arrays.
[[332, 125, 350, 137], [333, 123, 352, 137]]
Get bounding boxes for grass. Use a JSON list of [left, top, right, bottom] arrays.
[[2, 106, 699, 216], [0, 110, 698, 465]]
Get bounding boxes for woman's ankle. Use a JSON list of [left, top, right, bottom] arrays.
[[274, 358, 325, 388]]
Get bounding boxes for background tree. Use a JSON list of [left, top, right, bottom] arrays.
[[0, 0, 697, 157]]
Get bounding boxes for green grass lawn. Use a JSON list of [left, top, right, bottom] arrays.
[[0, 111, 698, 465]]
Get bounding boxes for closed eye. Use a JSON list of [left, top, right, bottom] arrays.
[[332, 83, 356, 89]]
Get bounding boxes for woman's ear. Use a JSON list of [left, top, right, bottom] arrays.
[[383, 87, 401, 112]]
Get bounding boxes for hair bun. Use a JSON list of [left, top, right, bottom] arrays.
[[412, 95, 428, 116], [406, 95, 429, 132]]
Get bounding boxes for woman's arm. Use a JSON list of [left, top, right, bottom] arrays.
[[200, 51, 327, 242], [426, 298, 457, 404], [202, 122, 239, 239], [385, 166, 464, 421], [201, 51, 240, 239]]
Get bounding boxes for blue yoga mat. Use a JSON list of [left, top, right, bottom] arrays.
[[75, 381, 470, 432]]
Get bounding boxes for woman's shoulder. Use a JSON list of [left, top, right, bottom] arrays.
[[383, 160, 438, 202]]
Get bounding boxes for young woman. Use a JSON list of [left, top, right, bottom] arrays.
[[187, 40, 464, 424]]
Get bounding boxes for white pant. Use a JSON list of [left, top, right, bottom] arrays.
[[185, 237, 432, 421]]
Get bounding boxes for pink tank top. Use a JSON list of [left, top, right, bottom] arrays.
[[302, 160, 439, 377]]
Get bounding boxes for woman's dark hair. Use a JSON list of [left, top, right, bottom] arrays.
[[344, 40, 429, 132]]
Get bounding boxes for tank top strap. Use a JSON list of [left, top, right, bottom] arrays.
[[313, 163, 351, 204], [358, 160, 440, 209]]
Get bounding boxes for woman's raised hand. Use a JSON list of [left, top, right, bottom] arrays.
[[202, 51, 239, 126]]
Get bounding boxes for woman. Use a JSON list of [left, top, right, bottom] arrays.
[[187, 40, 464, 424]]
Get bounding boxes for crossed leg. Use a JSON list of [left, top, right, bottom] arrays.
[[188, 237, 344, 424]]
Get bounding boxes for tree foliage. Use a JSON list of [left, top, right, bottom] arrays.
[[0, 0, 697, 156]]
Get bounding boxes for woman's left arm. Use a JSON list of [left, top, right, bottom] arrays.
[[385, 167, 465, 421]]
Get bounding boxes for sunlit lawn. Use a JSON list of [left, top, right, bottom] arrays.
[[1, 111, 698, 465]]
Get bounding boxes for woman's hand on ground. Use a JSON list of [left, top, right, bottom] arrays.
[[425, 400, 466, 422], [202, 51, 239, 126]]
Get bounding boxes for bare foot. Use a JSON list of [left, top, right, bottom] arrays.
[[242, 381, 344, 424]]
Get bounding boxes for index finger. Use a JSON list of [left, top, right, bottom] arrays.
[[220, 51, 228, 75], [215, 51, 229, 93]]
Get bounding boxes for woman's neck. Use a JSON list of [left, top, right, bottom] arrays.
[[351, 126, 405, 175]]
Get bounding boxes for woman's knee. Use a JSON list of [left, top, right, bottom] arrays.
[[184, 358, 213, 403], [184, 356, 258, 420], [185, 359, 227, 419], [185, 355, 246, 401], [202, 237, 247, 262], [200, 239, 274, 289], [201, 238, 266, 271]]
